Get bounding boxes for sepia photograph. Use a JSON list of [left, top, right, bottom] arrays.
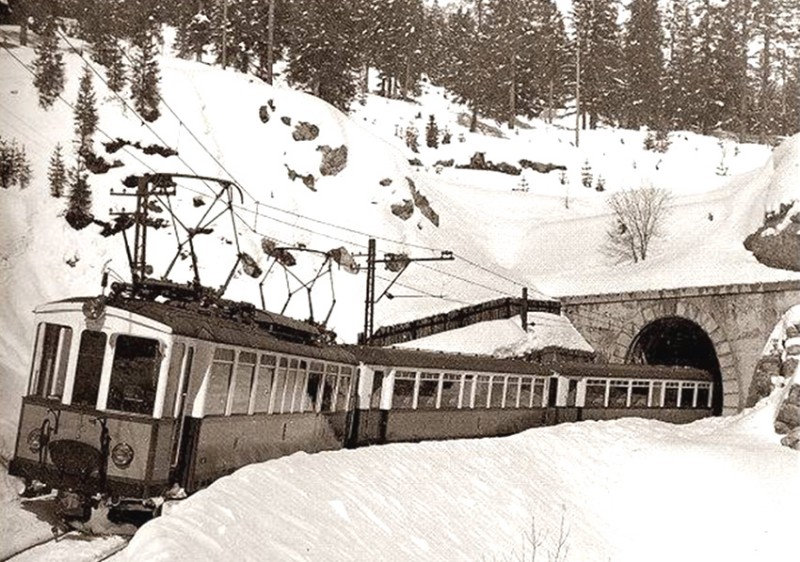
[[0, 0, 798, 560]]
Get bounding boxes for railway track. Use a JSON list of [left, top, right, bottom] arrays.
[[3, 531, 129, 562]]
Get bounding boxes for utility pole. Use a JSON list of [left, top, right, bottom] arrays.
[[361, 238, 454, 344], [363, 239, 377, 344], [575, 36, 581, 148]]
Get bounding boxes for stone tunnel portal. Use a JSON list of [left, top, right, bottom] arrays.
[[627, 316, 723, 415]]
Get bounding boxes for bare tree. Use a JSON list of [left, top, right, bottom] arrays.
[[604, 186, 671, 263]]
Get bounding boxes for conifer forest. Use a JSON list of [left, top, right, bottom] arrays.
[[6, 0, 800, 141]]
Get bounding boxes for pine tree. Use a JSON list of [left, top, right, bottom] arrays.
[[573, 0, 625, 128], [32, 17, 65, 109], [48, 143, 67, 198], [425, 115, 439, 148], [0, 137, 32, 190], [0, 138, 16, 189], [130, 31, 162, 122], [14, 145, 32, 189], [92, 33, 127, 93], [624, 0, 665, 128], [74, 66, 99, 153], [286, 1, 361, 111], [65, 161, 93, 230]]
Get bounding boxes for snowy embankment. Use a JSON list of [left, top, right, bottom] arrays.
[[109, 395, 798, 562]]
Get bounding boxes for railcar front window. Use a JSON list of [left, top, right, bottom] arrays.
[[30, 323, 72, 400], [72, 330, 107, 408], [107, 335, 161, 415]]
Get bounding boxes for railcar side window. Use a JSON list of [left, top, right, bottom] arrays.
[[474, 376, 490, 408], [679, 383, 696, 408], [651, 382, 664, 407], [664, 382, 679, 407], [271, 357, 289, 413], [321, 364, 338, 412], [30, 323, 72, 400], [206, 348, 234, 416], [462, 375, 475, 408], [585, 379, 607, 407], [393, 372, 416, 409], [532, 379, 546, 407], [696, 384, 711, 408], [440, 374, 461, 409], [292, 360, 308, 412], [107, 335, 162, 415], [630, 381, 649, 407], [489, 376, 505, 408], [253, 354, 276, 413], [306, 362, 325, 413], [418, 374, 438, 409], [72, 330, 107, 408], [505, 376, 520, 408], [518, 378, 532, 408], [608, 381, 628, 408], [337, 367, 352, 410], [231, 352, 257, 414]]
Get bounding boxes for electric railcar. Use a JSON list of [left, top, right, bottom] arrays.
[[10, 294, 713, 521]]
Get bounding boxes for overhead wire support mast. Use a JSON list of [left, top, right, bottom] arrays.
[[361, 238, 454, 345]]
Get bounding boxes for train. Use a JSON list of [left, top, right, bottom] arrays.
[[9, 289, 713, 524]]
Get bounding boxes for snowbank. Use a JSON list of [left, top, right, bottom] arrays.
[[112, 394, 798, 562]]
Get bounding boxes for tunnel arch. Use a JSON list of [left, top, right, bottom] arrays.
[[627, 317, 723, 415]]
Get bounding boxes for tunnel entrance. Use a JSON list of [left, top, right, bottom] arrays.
[[627, 316, 723, 415]]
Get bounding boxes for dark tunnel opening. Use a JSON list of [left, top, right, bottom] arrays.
[[627, 316, 723, 415]]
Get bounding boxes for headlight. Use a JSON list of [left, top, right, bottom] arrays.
[[111, 442, 134, 469], [27, 429, 42, 453]]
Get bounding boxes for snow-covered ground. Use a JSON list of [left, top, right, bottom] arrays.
[[106, 392, 797, 562], [2, 23, 800, 562]]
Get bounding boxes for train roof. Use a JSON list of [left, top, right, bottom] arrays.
[[51, 297, 354, 364], [348, 346, 712, 381], [42, 298, 712, 382]]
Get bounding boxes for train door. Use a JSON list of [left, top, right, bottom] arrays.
[[169, 346, 195, 487]]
